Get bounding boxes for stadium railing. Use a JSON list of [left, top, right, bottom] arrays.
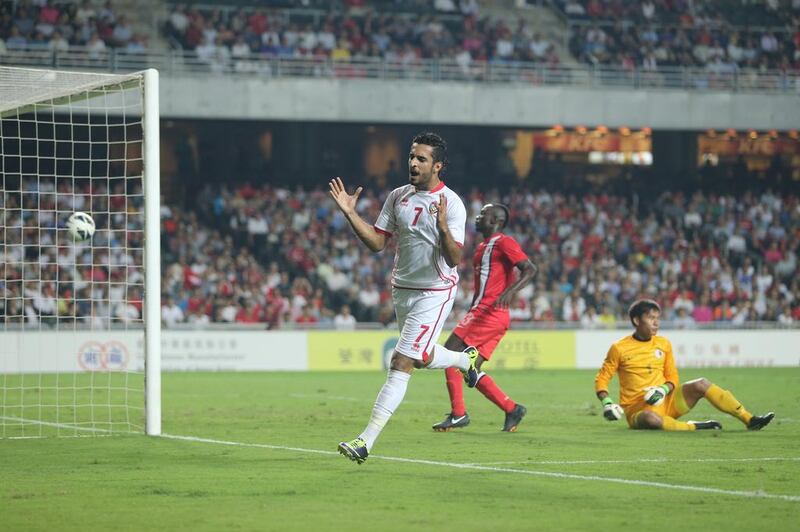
[[172, 321, 800, 331], [1, 45, 798, 93], [2, 321, 795, 331]]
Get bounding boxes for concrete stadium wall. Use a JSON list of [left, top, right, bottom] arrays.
[[2, 329, 798, 373], [159, 76, 800, 130]]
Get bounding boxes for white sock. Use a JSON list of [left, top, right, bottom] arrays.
[[359, 370, 411, 452], [425, 344, 469, 371]]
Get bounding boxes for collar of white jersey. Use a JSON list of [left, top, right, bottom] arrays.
[[414, 181, 446, 194]]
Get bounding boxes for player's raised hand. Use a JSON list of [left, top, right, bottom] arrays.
[[436, 193, 449, 233], [329, 177, 362, 216]]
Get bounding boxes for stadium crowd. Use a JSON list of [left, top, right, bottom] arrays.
[[161, 1, 560, 73], [555, 0, 800, 27], [0, 0, 146, 55], [560, 0, 800, 72], [159, 183, 799, 329], [1, 177, 146, 329], [3, 0, 798, 78], [1, 177, 798, 329]]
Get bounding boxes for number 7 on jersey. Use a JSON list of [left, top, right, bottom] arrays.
[[411, 207, 423, 226]]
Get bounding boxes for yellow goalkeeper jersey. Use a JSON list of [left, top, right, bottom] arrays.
[[594, 334, 679, 410]]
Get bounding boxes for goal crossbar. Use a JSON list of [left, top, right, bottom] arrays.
[[0, 66, 144, 115]]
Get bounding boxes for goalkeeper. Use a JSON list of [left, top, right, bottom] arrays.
[[595, 299, 774, 431]]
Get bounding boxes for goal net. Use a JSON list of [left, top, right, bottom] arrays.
[[0, 66, 161, 438]]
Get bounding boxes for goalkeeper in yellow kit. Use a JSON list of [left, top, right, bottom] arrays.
[[595, 299, 774, 431]]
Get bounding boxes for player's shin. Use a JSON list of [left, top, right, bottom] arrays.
[[425, 344, 469, 370], [445, 367, 466, 416], [661, 416, 696, 431], [359, 370, 411, 451], [704, 384, 752, 425], [476, 373, 515, 413]]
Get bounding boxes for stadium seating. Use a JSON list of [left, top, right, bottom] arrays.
[[2, 168, 800, 327], [556, 0, 799, 70], [0, 0, 146, 52], [0, 1, 560, 69], [2, 1, 796, 73], [1, 176, 797, 329], [0, 2, 797, 329], [160, 1, 559, 68], [156, 182, 798, 328]]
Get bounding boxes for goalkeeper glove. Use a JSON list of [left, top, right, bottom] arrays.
[[601, 397, 624, 421], [643, 384, 671, 406]]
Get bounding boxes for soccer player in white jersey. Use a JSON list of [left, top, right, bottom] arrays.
[[329, 132, 480, 464]]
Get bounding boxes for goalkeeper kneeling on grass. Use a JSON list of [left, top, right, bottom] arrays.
[[594, 299, 774, 432]]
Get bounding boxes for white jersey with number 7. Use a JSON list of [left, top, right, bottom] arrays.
[[373, 182, 467, 290]]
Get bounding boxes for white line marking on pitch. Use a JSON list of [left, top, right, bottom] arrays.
[[4, 416, 798, 503], [469, 457, 800, 466], [159, 433, 800, 503], [0, 415, 129, 437]]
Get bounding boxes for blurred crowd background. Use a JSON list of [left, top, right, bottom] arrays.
[[1, 0, 797, 76], [1, 0, 798, 329], [3, 174, 797, 329]]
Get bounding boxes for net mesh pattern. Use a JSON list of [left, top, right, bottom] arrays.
[[1, 67, 147, 438]]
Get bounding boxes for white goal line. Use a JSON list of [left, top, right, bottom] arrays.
[[157, 433, 800, 503], [2, 416, 798, 503], [469, 457, 800, 466], [0, 415, 136, 438], [1, 415, 113, 432]]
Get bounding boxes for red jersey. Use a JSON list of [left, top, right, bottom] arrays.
[[470, 233, 529, 309]]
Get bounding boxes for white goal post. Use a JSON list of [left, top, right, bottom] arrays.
[[0, 66, 161, 437]]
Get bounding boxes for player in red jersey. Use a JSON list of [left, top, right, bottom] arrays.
[[432, 203, 538, 432]]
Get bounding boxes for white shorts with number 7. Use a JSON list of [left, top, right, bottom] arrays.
[[392, 286, 456, 361]]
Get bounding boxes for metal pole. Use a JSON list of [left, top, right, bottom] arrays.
[[143, 68, 162, 436]]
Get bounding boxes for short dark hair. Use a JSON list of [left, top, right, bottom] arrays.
[[492, 203, 510, 228], [628, 299, 661, 326], [412, 131, 448, 169]]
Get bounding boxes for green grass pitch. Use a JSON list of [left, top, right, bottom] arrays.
[[1, 367, 798, 531]]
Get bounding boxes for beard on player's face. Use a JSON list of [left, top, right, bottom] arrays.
[[408, 143, 441, 190], [408, 166, 433, 188]]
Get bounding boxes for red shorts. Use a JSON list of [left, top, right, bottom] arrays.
[[452, 305, 510, 359]]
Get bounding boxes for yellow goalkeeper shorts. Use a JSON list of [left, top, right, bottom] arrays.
[[625, 385, 691, 428]]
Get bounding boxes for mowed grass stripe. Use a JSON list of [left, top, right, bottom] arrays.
[[160, 433, 800, 503]]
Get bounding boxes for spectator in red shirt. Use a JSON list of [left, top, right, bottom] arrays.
[[295, 305, 318, 325], [264, 288, 289, 329], [236, 300, 263, 323], [764, 241, 783, 264], [39, 1, 60, 25], [247, 10, 268, 36]]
